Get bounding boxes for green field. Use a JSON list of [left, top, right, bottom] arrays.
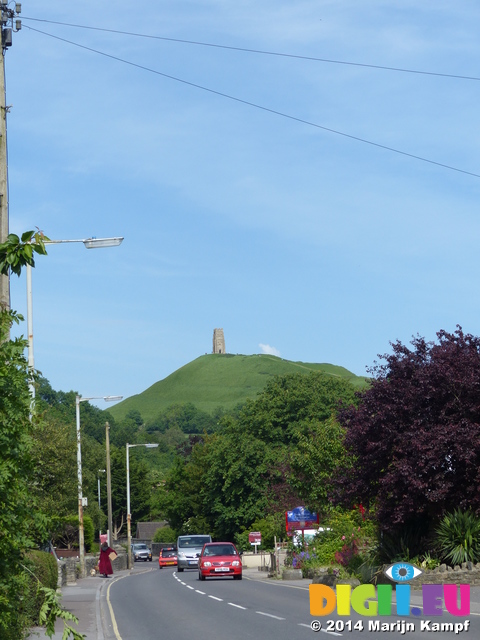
[[108, 354, 369, 423]]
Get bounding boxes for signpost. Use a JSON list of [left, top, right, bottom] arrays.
[[285, 506, 319, 545], [249, 531, 262, 554]]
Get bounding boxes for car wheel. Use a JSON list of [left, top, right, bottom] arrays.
[[149, 558, 152, 562], [198, 572, 205, 581], [233, 574, 242, 580], [178, 567, 184, 572], [159, 565, 162, 569]]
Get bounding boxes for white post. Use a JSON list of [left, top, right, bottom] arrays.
[[126, 444, 132, 569], [26, 262, 35, 400]]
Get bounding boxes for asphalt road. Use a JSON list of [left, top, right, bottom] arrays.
[[103, 565, 479, 640]]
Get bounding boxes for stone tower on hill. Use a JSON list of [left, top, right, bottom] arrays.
[[213, 328, 226, 354]]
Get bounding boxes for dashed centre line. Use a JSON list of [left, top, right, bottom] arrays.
[[256, 611, 286, 621], [172, 572, 319, 631]]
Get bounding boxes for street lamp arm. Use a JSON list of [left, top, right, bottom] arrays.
[[45, 237, 124, 249]]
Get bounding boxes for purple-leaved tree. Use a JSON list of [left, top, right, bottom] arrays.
[[334, 326, 480, 533]]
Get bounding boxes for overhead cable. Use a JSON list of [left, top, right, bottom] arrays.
[[21, 16, 480, 82], [24, 25, 480, 179]]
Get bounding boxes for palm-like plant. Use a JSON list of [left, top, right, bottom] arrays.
[[435, 509, 480, 566]]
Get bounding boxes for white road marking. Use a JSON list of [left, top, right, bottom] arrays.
[[208, 595, 223, 601], [186, 585, 194, 590], [256, 611, 285, 621], [195, 590, 206, 594], [228, 602, 247, 610]]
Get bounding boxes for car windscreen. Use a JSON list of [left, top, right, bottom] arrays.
[[162, 550, 176, 557], [203, 545, 236, 556], [178, 536, 211, 548]]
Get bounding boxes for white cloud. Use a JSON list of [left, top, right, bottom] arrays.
[[259, 343, 281, 357]]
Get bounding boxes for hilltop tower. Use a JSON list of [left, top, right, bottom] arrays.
[[213, 328, 226, 354]]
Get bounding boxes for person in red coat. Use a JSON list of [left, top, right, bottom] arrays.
[[98, 534, 117, 578]]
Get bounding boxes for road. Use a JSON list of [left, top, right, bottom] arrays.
[[102, 565, 479, 639]]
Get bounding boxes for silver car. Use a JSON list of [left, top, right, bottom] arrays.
[[131, 543, 152, 562], [176, 535, 212, 572]]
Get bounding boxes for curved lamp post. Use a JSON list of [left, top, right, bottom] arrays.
[[26, 236, 124, 399], [76, 394, 122, 577], [126, 443, 159, 569]]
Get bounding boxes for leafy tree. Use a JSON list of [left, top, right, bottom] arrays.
[[29, 413, 77, 517], [0, 310, 47, 638], [0, 229, 48, 277], [335, 326, 480, 535], [146, 402, 218, 435], [161, 372, 358, 539]]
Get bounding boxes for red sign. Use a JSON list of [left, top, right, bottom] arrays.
[[249, 531, 262, 544]]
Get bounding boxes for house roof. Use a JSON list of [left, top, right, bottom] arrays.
[[136, 521, 168, 540]]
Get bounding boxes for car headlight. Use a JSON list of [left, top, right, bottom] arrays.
[[232, 561, 240, 567], [202, 561, 212, 567], [178, 552, 186, 559]]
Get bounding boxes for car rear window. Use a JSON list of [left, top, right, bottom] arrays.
[[162, 550, 176, 557], [178, 536, 211, 548]]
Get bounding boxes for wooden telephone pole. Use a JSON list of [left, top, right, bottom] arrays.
[[0, 3, 21, 310]]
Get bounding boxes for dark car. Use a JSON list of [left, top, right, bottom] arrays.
[[131, 543, 152, 562], [198, 542, 242, 580]]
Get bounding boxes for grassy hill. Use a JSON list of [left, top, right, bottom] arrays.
[[108, 354, 369, 423]]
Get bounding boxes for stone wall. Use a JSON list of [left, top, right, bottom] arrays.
[[410, 562, 480, 587], [58, 547, 128, 586]]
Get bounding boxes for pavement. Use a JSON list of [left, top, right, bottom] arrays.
[[27, 565, 480, 640]]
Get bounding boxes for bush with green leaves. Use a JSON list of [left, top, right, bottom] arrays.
[[153, 525, 177, 543], [235, 513, 285, 552], [21, 550, 58, 625], [434, 509, 480, 566]]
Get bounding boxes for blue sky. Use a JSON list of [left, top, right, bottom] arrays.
[[6, 1, 480, 408]]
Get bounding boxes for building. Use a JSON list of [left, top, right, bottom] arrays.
[[213, 328, 226, 354]]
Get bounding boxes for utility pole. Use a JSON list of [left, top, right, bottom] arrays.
[[106, 422, 113, 547], [0, 3, 21, 310]]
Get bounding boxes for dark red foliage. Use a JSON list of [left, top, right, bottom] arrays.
[[335, 538, 358, 567], [334, 326, 480, 530]]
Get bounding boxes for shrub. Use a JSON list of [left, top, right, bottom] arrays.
[[434, 509, 480, 565], [235, 514, 285, 552], [20, 550, 58, 626], [83, 515, 95, 553], [153, 526, 177, 543]]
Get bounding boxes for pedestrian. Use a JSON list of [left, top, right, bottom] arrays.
[[98, 534, 117, 578]]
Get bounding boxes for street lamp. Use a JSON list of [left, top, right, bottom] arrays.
[[26, 235, 124, 399], [126, 443, 159, 569], [76, 394, 123, 578]]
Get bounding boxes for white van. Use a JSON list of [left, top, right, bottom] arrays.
[[292, 528, 330, 547], [176, 534, 212, 571]]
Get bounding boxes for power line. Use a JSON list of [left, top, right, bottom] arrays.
[[21, 16, 480, 82], [23, 25, 480, 180]]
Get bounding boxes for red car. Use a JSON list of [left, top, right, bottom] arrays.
[[158, 547, 177, 569], [198, 542, 242, 580]]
